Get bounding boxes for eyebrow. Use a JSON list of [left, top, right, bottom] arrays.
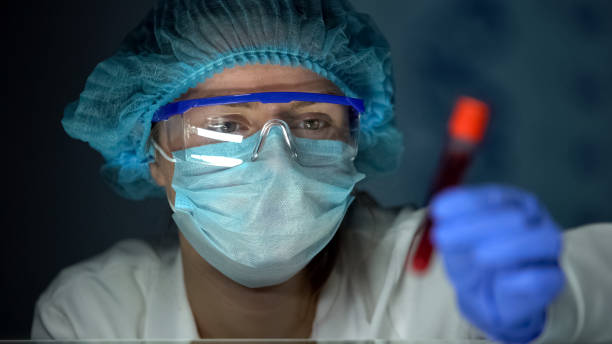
[[291, 101, 318, 109], [221, 102, 254, 109]]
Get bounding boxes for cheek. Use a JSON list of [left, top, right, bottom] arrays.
[[161, 159, 177, 205]]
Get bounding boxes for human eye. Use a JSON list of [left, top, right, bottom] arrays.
[[299, 118, 329, 130], [207, 120, 241, 133], [290, 113, 344, 140], [186, 114, 252, 147], [202, 114, 253, 135]]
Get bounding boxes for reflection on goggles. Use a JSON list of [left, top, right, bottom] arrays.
[[193, 127, 244, 144]]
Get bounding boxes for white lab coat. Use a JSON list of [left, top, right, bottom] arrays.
[[31, 206, 612, 342]]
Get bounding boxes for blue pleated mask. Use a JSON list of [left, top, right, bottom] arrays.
[[168, 129, 365, 288]]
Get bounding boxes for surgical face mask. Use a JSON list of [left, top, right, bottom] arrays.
[[154, 123, 365, 288]]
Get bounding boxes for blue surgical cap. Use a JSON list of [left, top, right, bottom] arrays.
[[62, 0, 403, 199]]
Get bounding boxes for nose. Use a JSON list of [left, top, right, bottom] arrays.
[[251, 119, 298, 162]]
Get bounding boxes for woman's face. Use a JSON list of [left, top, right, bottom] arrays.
[[149, 63, 343, 204]]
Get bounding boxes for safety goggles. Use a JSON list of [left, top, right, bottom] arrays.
[[151, 92, 364, 167]]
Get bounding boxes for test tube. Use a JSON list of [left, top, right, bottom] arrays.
[[409, 96, 490, 273]]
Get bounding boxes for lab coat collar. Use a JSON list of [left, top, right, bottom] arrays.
[[139, 243, 344, 339], [143, 246, 199, 339]]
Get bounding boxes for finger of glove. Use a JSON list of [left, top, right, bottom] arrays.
[[493, 267, 565, 326], [474, 226, 562, 269], [431, 184, 534, 221], [432, 208, 528, 253]]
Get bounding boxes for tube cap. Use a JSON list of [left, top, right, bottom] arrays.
[[448, 96, 490, 143]]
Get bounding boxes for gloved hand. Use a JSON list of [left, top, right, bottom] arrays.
[[430, 184, 565, 343]]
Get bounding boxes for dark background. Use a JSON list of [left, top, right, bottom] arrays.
[[2, 0, 611, 339]]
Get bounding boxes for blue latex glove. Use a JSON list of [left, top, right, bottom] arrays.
[[430, 184, 565, 343]]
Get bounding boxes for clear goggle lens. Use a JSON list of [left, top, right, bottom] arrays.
[[154, 100, 360, 167]]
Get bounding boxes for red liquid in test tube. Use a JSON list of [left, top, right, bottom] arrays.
[[408, 96, 490, 274]]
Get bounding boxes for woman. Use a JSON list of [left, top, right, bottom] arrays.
[[33, 0, 612, 342]]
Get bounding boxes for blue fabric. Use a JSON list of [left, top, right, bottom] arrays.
[[171, 131, 365, 287], [61, 0, 401, 199], [430, 184, 565, 343]]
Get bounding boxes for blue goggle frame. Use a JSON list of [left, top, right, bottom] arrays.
[[152, 92, 365, 123]]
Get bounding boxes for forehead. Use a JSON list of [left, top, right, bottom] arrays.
[[176, 64, 343, 101]]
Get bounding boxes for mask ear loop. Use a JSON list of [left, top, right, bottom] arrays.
[[151, 140, 177, 163], [251, 119, 299, 162], [150, 139, 178, 212], [167, 197, 177, 213]]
